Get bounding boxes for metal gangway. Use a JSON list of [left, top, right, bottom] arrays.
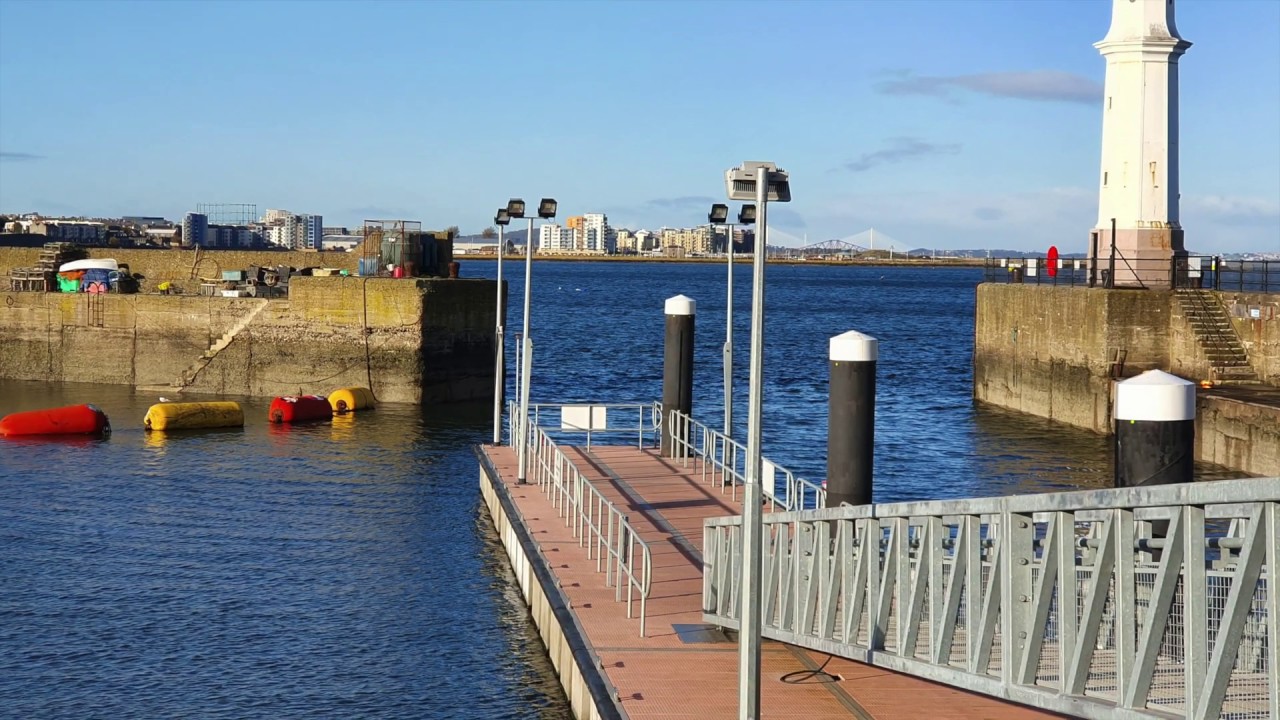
[[702, 475, 1278, 720]]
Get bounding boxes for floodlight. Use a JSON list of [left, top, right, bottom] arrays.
[[738, 204, 757, 225], [494, 208, 511, 226], [506, 199, 526, 218], [709, 203, 729, 224], [537, 198, 557, 219], [725, 161, 791, 202]]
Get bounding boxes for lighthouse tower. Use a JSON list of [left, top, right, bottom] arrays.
[[1092, 0, 1191, 288]]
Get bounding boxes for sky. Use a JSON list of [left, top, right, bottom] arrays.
[[0, 0, 1277, 253]]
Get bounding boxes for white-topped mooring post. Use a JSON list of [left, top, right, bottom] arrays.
[[661, 295, 695, 457], [826, 331, 878, 507], [1114, 370, 1196, 487]]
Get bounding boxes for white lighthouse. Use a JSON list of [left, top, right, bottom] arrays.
[[1092, 0, 1191, 288]]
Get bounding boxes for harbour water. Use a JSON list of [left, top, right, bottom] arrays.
[[0, 261, 1242, 718]]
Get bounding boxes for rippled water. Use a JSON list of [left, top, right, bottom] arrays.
[[0, 261, 1241, 717], [0, 385, 571, 719]]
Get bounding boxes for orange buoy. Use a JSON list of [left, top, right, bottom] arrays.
[[268, 395, 333, 424], [0, 403, 111, 437]]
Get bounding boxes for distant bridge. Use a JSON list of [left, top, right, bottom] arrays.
[[762, 227, 907, 258]]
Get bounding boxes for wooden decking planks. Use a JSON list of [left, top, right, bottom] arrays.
[[481, 444, 1061, 719]]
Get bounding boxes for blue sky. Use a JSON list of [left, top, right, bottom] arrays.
[[1, 0, 1277, 253]]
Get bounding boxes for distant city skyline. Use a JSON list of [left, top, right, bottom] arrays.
[[0, 0, 1276, 253]]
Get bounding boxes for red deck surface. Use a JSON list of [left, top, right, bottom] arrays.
[[481, 444, 1063, 719]]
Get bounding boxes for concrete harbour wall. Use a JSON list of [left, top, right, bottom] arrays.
[[0, 276, 497, 403], [974, 283, 1280, 476], [1, 247, 358, 294]]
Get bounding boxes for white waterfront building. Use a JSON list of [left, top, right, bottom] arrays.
[[580, 213, 616, 254], [539, 224, 576, 253]]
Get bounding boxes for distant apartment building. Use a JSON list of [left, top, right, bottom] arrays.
[[580, 213, 615, 254], [615, 229, 636, 253], [635, 230, 658, 252], [322, 226, 349, 237], [264, 212, 323, 250], [24, 220, 105, 244], [538, 224, 576, 253], [183, 213, 209, 247], [206, 224, 254, 248], [656, 226, 717, 255]]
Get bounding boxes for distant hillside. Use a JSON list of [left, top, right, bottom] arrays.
[[457, 228, 532, 244]]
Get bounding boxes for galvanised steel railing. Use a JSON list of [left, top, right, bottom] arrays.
[[512, 401, 663, 450], [666, 410, 826, 512], [511, 401, 654, 636], [703, 478, 1279, 720]]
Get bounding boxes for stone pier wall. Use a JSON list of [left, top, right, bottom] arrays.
[[0, 277, 497, 404], [974, 283, 1280, 476]]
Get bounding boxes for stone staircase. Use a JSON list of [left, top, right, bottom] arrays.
[[172, 300, 271, 390], [1174, 289, 1259, 385]]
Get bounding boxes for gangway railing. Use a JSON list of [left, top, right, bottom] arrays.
[[703, 477, 1278, 719], [510, 401, 655, 636], [666, 409, 826, 511], [508, 401, 663, 450]]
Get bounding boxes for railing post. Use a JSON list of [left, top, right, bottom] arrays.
[[661, 295, 696, 458], [1000, 510, 1033, 687]]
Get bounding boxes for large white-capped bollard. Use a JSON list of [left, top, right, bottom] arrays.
[[1114, 370, 1196, 487], [827, 330, 878, 507], [661, 295, 695, 457]]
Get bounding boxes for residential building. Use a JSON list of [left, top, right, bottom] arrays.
[[615, 229, 636, 253], [322, 226, 349, 237], [538, 224, 576, 253], [183, 212, 209, 248], [635, 230, 659, 252], [206, 224, 254, 248], [580, 213, 615, 254], [265, 213, 323, 250]]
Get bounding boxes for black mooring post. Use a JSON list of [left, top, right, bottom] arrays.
[[661, 295, 695, 457], [826, 331, 878, 507], [1114, 370, 1195, 488]]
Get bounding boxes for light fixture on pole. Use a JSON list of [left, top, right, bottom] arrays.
[[511, 197, 557, 485], [492, 207, 511, 445], [709, 202, 733, 438], [724, 161, 790, 720]]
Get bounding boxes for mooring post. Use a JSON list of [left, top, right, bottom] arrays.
[[826, 330, 878, 507], [661, 294, 695, 458], [1114, 370, 1195, 487]]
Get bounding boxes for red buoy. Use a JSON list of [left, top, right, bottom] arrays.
[[268, 395, 333, 424], [0, 403, 111, 437]]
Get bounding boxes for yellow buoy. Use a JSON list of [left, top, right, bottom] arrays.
[[328, 387, 376, 414], [144, 401, 244, 431]]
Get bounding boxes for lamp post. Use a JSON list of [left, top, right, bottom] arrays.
[[709, 203, 732, 437], [511, 197, 558, 485], [724, 161, 790, 720], [492, 207, 511, 444]]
